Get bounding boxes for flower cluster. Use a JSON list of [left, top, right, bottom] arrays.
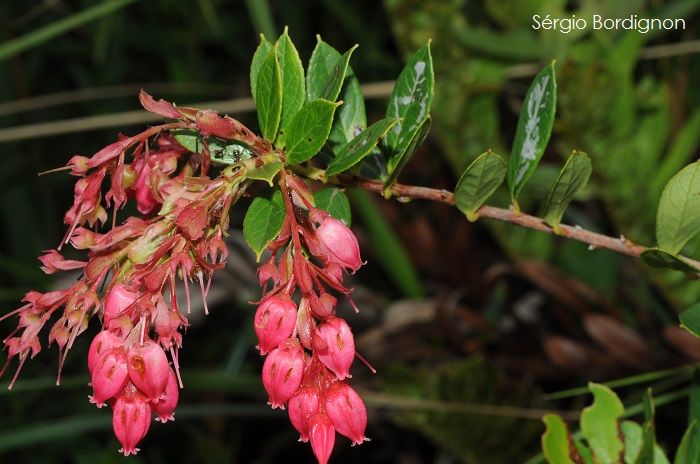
[[254, 171, 369, 464]]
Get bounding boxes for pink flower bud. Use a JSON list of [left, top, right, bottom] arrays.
[[90, 347, 129, 408], [324, 381, 369, 445], [288, 385, 321, 442], [254, 294, 298, 355], [87, 330, 123, 374], [112, 384, 152, 456], [297, 298, 315, 350], [127, 341, 169, 402], [315, 217, 363, 272], [314, 317, 355, 380], [152, 367, 179, 423], [309, 412, 335, 464], [262, 340, 305, 409], [104, 284, 139, 326], [133, 162, 158, 215]]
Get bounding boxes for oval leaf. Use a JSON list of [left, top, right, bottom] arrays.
[[640, 248, 700, 274], [679, 303, 700, 339], [250, 35, 273, 105], [256, 47, 282, 142], [675, 421, 699, 464], [275, 29, 305, 146], [542, 151, 592, 231], [326, 118, 399, 176], [314, 188, 351, 225], [384, 41, 433, 167], [507, 62, 557, 204], [656, 161, 700, 254], [383, 115, 431, 193], [307, 38, 357, 103], [243, 189, 285, 261], [285, 99, 340, 164], [328, 69, 367, 147], [246, 161, 283, 186], [454, 151, 507, 222], [580, 382, 625, 464], [541, 414, 577, 464]]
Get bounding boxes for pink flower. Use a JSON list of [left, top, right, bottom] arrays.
[[308, 412, 335, 464], [89, 347, 129, 408], [288, 384, 321, 442], [127, 341, 170, 402], [112, 383, 152, 456], [87, 330, 123, 374], [324, 381, 369, 445], [103, 284, 139, 326], [262, 339, 305, 409], [314, 317, 355, 380], [152, 367, 179, 423], [254, 294, 298, 355], [315, 217, 363, 273]]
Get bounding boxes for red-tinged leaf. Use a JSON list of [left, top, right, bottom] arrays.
[[84, 251, 120, 281], [139, 90, 183, 119], [88, 123, 188, 167], [176, 205, 208, 241], [195, 110, 258, 145], [38, 250, 87, 274]]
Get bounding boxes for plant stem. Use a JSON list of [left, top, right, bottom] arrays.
[[294, 167, 700, 269]]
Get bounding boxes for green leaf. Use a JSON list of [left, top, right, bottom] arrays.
[[580, 382, 625, 464], [250, 35, 273, 104], [328, 69, 367, 148], [307, 38, 357, 103], [687, 370, 700, 463], [507, 62, 557, 205], [242, 189, 285, 261], [542, 151, 592, 231], [326, 118, 399, 176], [680, 303, 700, 339], [454, 151, 507, 222], [274, 28, 305, 146], [675, 421, 699, 464], [640, 248, 700, 273], [384, 41, 433, 168], [314, 189, 351, 226], [285, 99, 340, 164], [383, 115, 431, 193], [541, 414, 576, 464], [255, 47, 282, 142], [622, 421, 644, 464], [656, 161, 700, 254], [246, 161, 283, 186]]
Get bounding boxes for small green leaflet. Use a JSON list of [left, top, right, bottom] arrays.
[[285, 99, 340, 165], [679, 302, 700, 339], [656, 161, 700, 254], [171, 130, 255, 165], [313, 189, 351, 226], [307, 38, 357, 103], [507, 62, 557, 206], [243, 189, 285, 261], [675, 421, 700, 464], [250, 35, 273, 105], [256, 47, 282, 142], [580, 383, 625, 464], [326, 118, 399, 176], [384, 41, 433, 170], [246, 161, 283, 186], [641, 247, 700, 274], [274, 28, 305, 147], [542, 151, 592, 231], [454, 151, 506, 222], [383, 115, 431, 193], [328, 69, 367, 147], [541, 414, 576, 464]]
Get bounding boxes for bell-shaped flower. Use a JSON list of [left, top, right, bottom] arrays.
[[314, 317, 355, 380], [254, 294, 298, 355], [262, 339, 305, 409], [288, 384, 321, 442], [89, 347, 129, 408], [127, 340, 170, 402], [324, 381, 369, 445], [308, 412, 335, 464], [103, 284, 139, 326], [112, 384, 152, 456], [152, 367, 179, 423], [315, 217, 363, 273], [87, 330, 123, 374]]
